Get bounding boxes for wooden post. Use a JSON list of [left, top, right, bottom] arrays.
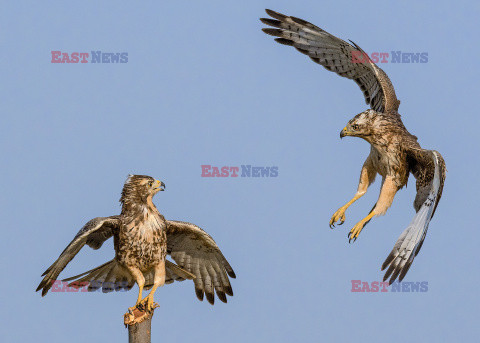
[[128, 315, 153, 343], [124, 304, 159, 343]]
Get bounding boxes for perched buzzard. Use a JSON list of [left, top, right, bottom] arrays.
[[37, 175, 236, 310], [261, 9, 446, 283]]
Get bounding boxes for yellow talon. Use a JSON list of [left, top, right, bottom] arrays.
[[348, 212, 375, 242], [329, 206, 347, 228], [137, 294, 158, 313], [330, 192, 366, 228], [145, 295, 154, 312]]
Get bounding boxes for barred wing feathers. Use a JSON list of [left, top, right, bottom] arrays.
[[261, 9, 400, 113], [166, 220, 236, 305], [36, 216, 120, 296]]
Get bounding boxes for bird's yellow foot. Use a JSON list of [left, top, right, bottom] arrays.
[[347, 222, 364, 243], [137, 295, 159, 313], [329, 206, 347, 228], [135, 294, 142, 306], [347, 212, 375, 243]]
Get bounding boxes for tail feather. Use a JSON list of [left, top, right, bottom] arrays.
[[65, 260, 131, 293], [165, 260, 195, 280], [142, 260, 196, 289], [381, 191, 436, 284], [102, 264, 121, 293], [49, 259, 195, 294], [144, 268, 154, 290], [62, 260, 112, 282]]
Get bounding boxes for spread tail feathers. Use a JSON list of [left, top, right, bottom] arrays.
[[61, 260, 195, 293], [165, 260, 195, 281], [62, 260, 134, 292]]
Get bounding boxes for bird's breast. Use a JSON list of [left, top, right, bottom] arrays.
[[370, 145, 409, 187], [117, 211, 167, 271]]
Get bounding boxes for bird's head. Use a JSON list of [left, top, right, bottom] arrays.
[[120, 175, 165, 207], [340, 109, 379, 141]]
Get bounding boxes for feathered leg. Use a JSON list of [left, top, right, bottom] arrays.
[[330, 156, 376, 228], [348, 176, 398, 242], [125, 266, 145, 305], [139, 260, 165, 312]]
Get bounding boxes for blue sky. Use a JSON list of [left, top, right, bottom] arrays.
[[1, 1, 479, 342]]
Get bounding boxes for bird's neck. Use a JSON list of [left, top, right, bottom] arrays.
[[121, 196, 158, 217]]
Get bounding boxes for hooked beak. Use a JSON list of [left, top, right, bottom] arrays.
[[155, 180, 166, 191], [340, 126, 349, 139]]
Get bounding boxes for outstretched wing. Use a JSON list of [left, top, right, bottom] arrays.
[[165, 220, 236, 305], [36, 216, 120, 296], [382, 150, 446, 283], [261, 9, 400, 113]]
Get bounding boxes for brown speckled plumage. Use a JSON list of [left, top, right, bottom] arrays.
[[116, 175, 167, 272], [261, 9, 446, 283], [37, 175, 235, 305]]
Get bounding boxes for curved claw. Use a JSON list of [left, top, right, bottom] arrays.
[[347, 231, 357, 244], [347, 213, 373, 243], [330, 207, 347, 229], [136, 295, 158, 313], [348, 223, 365, 243]]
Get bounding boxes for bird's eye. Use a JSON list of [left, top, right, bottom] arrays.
[[148, 181, 153, 187], [352, 124, 359, 130]]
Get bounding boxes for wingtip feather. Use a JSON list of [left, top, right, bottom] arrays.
[[260, 18, 281, 27], [217, 291, 227, 303], [265, 9, 285, 19], [195, 288, 204, 301], [206, 292, 215, 305], [275, 38, 294, 46], [225, 285, 233, 296], [262, 28, 282, 37]]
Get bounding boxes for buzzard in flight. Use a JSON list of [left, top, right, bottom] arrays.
[[37, 175, 235, 310], [261, 9, 446, 283]]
